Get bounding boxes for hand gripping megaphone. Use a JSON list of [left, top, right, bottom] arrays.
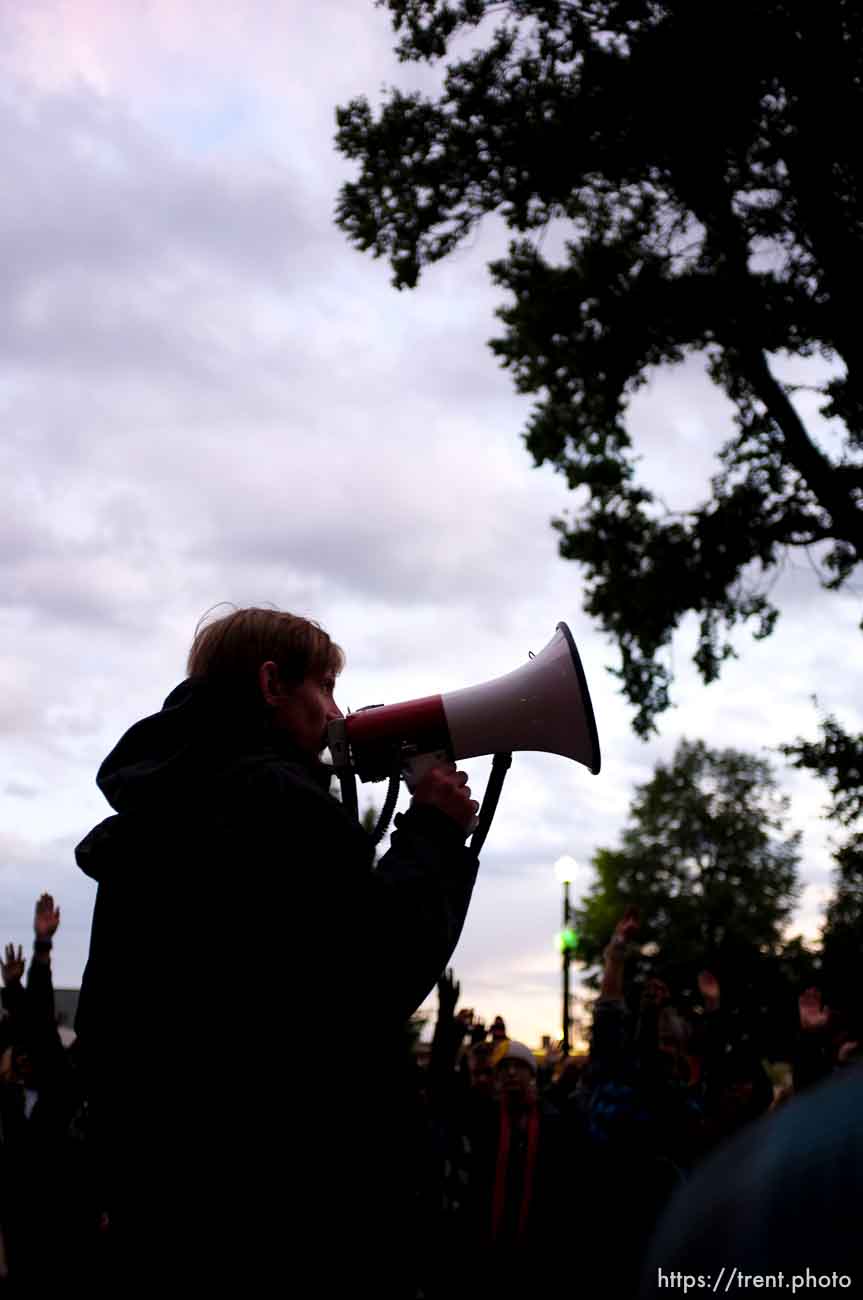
[[326, 622, 600, 851]]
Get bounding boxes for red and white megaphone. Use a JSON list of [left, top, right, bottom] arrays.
[[327, 622, 600, 788]]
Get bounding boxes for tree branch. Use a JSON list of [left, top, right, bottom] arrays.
[[738, 346, 863, 561]]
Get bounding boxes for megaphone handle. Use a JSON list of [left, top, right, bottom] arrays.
[[338, 767, 359, 821], [403, 751, 480, 834], [402, 750, 453, 792]]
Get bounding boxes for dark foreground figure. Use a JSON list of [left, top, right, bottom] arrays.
[[641, 1052, 863, 1297]]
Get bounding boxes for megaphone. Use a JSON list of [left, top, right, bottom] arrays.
[[327, 624, 599, 844]]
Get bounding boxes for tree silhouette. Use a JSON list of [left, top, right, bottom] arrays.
[[335, 0, 863, 737], [574, 740, 801, 1028]]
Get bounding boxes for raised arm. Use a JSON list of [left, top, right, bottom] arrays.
[[26, 893, 61, 1029], [590, 906, 641, 1083], [429, 967, 468, 1100], [600, 906, 640, 1002], [25, 895, 71, 1081]]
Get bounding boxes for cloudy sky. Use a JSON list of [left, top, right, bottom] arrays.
[[1, 1, 860, 1048]]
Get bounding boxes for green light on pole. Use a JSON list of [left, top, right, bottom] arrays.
[[557, 926, 579, 954]]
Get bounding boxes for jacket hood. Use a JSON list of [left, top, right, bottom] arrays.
[[75, 676, 332, 881]]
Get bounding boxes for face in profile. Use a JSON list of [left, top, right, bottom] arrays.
[[263, 665, 343, 758]]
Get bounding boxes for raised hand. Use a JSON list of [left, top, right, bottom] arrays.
[[34, 894, 60, 940], [437, 967, 460, 1018], [545, 1039, 564, 1070], [2, 944, 24, 985], [613, 904, 641, 946], [601, 905, 641, 999], [799, 987, 830, 1032]]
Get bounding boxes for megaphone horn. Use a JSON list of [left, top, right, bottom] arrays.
[[328, 622, 600, 783]]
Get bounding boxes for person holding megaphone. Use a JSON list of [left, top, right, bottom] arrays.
[[73, 603, 599, 1294], [73, 604, 483, 1294]]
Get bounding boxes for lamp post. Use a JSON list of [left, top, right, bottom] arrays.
[[554, 855, 579, 1056]]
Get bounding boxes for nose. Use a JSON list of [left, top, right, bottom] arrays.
[[328, 699, 344, 722]]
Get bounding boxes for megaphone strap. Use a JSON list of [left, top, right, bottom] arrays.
[[368, 752, 402, 847], [468, 752, 513, 858]]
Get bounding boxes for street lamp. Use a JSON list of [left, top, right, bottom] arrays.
[[554, 856, 579, 1056]]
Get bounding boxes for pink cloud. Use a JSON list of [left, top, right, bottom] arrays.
[[2, 0, 394, 105]]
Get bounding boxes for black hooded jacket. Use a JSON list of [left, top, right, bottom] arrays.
[[74, 676, 479, 1285]]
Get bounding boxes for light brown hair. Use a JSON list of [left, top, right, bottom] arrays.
[[187, 605, 344, 690]]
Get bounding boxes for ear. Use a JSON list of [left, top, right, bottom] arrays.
[[258, 660, 286, 706]]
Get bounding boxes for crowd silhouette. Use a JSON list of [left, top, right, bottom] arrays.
[[1, 894, 859, 1296]]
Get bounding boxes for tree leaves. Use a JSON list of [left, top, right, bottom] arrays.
[[573, 740, 801, 999]]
